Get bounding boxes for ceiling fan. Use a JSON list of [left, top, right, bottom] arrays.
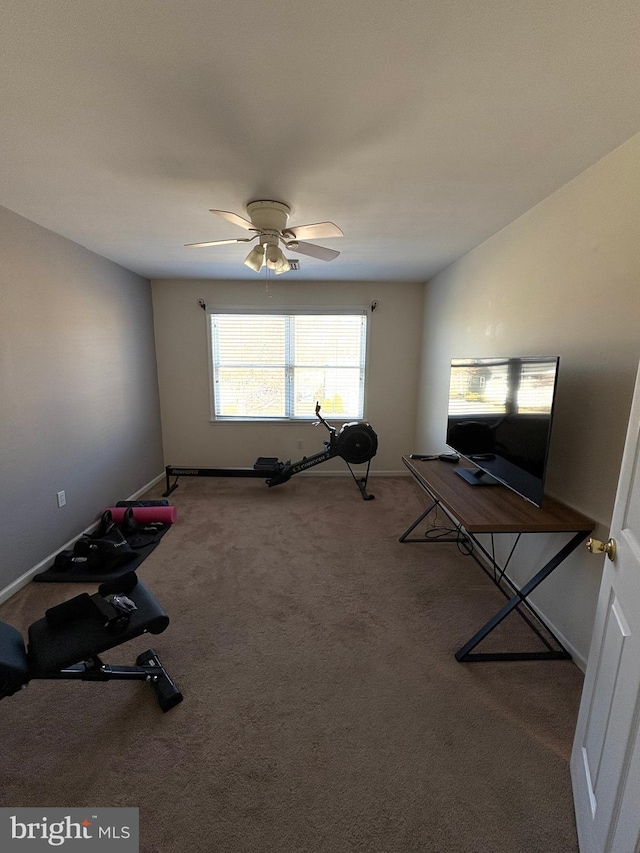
[[184, 200, 343, 274]]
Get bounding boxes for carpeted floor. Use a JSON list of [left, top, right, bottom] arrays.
[[0, 475, 584, 852]]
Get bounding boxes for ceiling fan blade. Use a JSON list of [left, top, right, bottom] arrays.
[[185, 238, 253, 248], [209, 209, 255, 230], [283, 221, 344, 241], [288, 241, 340, 261]]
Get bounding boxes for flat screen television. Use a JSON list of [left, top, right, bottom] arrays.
[[446, 356, 560, 507]]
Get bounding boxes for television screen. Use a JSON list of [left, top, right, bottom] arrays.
[[446, 356, 560, 506]]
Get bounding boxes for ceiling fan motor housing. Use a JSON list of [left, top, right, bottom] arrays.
[[246, 200, 291, 235]]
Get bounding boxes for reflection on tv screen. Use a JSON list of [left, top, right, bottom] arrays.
[[447, 357, 559, 505]]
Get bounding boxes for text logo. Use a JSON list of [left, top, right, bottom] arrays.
[[1, 809, 138, 851]]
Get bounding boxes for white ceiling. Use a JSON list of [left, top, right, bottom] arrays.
[[2, 0, 639, 282]]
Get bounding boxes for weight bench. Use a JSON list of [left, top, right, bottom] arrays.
[[0, 572, 182, 712]]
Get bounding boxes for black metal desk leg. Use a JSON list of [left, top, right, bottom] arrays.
[[455, 531, 589, 662], [399, 500, 439, 542]]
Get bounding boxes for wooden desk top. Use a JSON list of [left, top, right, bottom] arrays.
[[402, 456, 595, 534]]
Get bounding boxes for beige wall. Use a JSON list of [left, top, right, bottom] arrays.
[[417, 132, 640, 665], [151, 278, 423, 475]]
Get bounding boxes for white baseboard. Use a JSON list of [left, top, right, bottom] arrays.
[[517, 598, 587, 672], [0, 472, 166, 606], [126, 472, 166, 500]]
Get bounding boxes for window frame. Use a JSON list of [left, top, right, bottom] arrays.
[[206, 306, 370, 423]]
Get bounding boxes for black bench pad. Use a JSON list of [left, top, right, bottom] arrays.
[[0, 622, 29, 689], [27, 578, 169, 676]]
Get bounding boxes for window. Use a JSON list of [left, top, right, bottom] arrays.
[[209, 309, 368, 421]]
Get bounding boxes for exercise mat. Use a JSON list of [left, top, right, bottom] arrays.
[[34, 513, 174, 584], [108, 506, 177, 524], [116, 500, 169, 508]]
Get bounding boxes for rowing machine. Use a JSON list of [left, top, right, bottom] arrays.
[[163, 402, 378, 500]]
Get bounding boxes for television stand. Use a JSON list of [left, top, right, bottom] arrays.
[[455, 467, 500, 487], [400, 456, 595, 662]]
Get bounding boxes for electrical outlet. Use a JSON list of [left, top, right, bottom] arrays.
[[56, 490, 66, 508], [297, 439, 304, 449]]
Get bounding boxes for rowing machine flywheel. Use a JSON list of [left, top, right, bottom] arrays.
[[335, 421, 378, 464]]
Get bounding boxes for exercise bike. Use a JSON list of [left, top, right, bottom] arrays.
[[163, 402, 378, 500]]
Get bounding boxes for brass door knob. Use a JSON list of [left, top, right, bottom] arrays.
[[587, 537, 616, 561]]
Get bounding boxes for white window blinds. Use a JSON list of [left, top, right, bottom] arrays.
[[210, 310, 367, 420]]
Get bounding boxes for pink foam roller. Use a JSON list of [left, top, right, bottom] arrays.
[[108, 506, 177, 524]]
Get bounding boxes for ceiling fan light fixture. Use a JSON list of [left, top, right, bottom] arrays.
[[265, 243, 283, 269], [265, 244, 292, 275], [244, 244, 265, 272], [274, 256, 291, 275]]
